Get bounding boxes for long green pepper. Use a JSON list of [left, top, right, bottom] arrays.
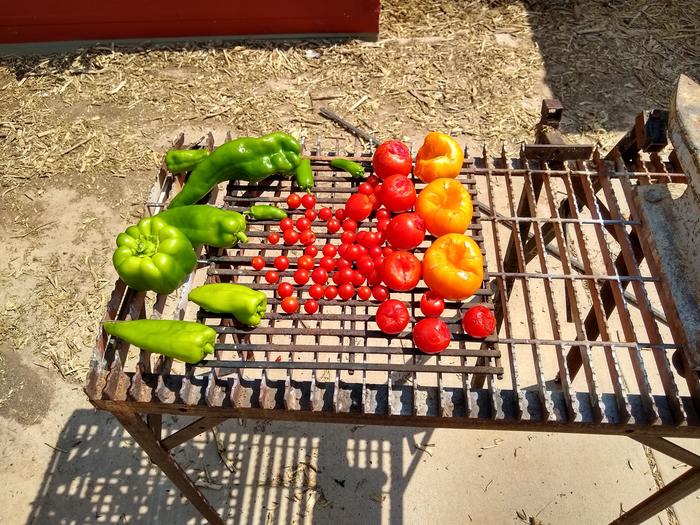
[[294, 158, 314, 191], [243, 205, 287, 220], [189, 283, 268, 327], [330, 158, 366, 178], [156, 205, 248, 247]]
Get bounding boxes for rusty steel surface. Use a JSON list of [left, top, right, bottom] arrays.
[[85, 129, 700, 438]]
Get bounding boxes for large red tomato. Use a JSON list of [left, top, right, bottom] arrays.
[[381, 174, 416, 213], [344, 193, 373, 222], [372, 140, 412, 180], [375, 299, 410, 334], [413, 318, 451, 354], [385, 213, 426, 250], [381, 251, 421, 291], [462, 305, 496, 338]]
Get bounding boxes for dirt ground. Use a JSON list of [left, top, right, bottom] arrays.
[[1, 0, 699, 523]]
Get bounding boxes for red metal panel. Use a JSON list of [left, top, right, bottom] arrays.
[[0, 0, 380, 44]]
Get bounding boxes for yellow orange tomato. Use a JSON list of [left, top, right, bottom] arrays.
[[422, 233, 483, 300], [414, 132, 464, 183], [416, 178, 473, 237]]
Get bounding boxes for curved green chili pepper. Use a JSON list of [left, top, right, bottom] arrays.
[[243, 204, 288, 220], [189, 283, 268, 327], [103, 319, 215, 364], [294, 158, 314, 192], [330, 158, 366, 178], [156, 205, 248, 246], [165, 149, 210, 172], [167, 132, 302, 208]]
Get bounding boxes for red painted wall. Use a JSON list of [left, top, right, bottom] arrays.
[[0, 1, 380, 44]]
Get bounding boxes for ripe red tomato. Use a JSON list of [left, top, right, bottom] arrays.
[[413, 318, 451, 354], [280, 218, 294, 231], [281, 296, 299, 314], [385, 213, 426, 250], [322, 244, 337, 257], [381, 251, 421, 291], [342, 218, 358, 232], [338, 283, 355, 301], [274, 255, 290, 271], [326, 218, 341, 234], [267, 232, 280, 244], [382, 174, 416, 213], [299, 230, 316, 246], [368, 245, 383, 259], [318, 207, 333, 221], [277, 282, 294, 298], [372, 140, 412, 180], [337, 267, 354, 284], [297, 255, 314, 270], [304, 245, 318, 257], [371, 285, 389, 301], [304, 300, 319, 314], [345, 244, 362, 261], [265, 270, 280, 284], [366, 268, 383, 286], [336, 258, 351, 270], [251, 256, 265, 270], [382, 246, 394, 257], [462, 305, 496, 338], [337, 243, 349, 257], [305, 209, 317, 221], [301, 193, 316, 209], [319, 256, 336, 272], [357, 256, 375, 275], [420, 291, 445, 317], [296, 217, 311, 232], [351, 270, 365, 287], [375, 299, 409, 334], [376, 208, 390, 221], [335, 208, 346, 221], [324, 285, 338, 300], [341, 231, 356, 244], [294, 269, 310, 285], [284, 229, 300, 245], [357, 286, 372, 300], [309, 284, 324, 300], [311, 267, 328, 285], [358, 182, 374, 195], [366, 174, 380, 186], [376, 218, 390, 233], [287, 193, 301, 209]]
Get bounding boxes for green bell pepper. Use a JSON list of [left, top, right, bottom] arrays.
[[243, 205, 287, 220], [189, 283, 267, 327], [156, 205, 248, 247], [103, 319, 215, 364], [112, 216, 197, 294], [294, 158, 314, 191], [167, 132, 302, 208], [330, 158, 365, 179], [165, 148, 210, 172]]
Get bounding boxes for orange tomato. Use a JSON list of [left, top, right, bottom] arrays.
[[414, 132, 464, 183], [416, 178, 473, 237], [422, 233, 483, 300]]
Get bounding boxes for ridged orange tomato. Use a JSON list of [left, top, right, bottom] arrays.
[[422, 233, 483, 300], [416, 178, 473, 237], [414, 132, 464, 183]]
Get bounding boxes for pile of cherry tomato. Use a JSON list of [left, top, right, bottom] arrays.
[[249, 138, 496, 354]]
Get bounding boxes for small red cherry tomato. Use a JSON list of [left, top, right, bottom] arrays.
[[366, 268, 383, 286], [326, 218, 341, 234], [311, 267, 329, 285], [338, 267, 354, 284], [318, 207, 333, 221], [351, 271, 365, 287], [309, 283, 324, 300], [341, 231, 356, 244], [332, 271, 343, 285], [375, 299, 409, 334], [265, 270, 280, 284], [358, 232, 377, 248], [382, 246, 395, 257], [462, 305, 497, 338], [338, 283, 355, 301], [385, 213, 426, 250], [281, 296, 299, 314], [274, 255, 290, 271], [304, 300, 319, 314], [296, 217, 311, 232], [277, 282, 294, 298], [322, 244, 337, 257], [345, 244, 362, 261], [337, 243, 349, 257], [370, 186, 382, 210], [334, 208, 346, 221], [324, 285, 338, 300], [283, 229, 300, 245], [420, 291, 445, 318], [376, 218, 390, 233], [251, 256, 265, 270], [371, 285, 389, 301], [305, 209, 317, 221], [376, 208, 390, 221], [357, 286, 372, 300], [368, 245, 383, 259], [366, 174, 380, 186], [342, 218, 358, 232], [294, 269, 310, 285], [358, 182, 374, 195], [413, 318, 451, 354], [304, 245, 318, 257], [280, 217, 294, 231], [287, 193, 301, 209], [319, 256, 336, 272], [267, 232, 280, 244], [335, 258, 351, 270], [297, 255, 314, 270], [301, 193, 316, 209], [357, 256, 375, 275], [299, 230, 316, 246]]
